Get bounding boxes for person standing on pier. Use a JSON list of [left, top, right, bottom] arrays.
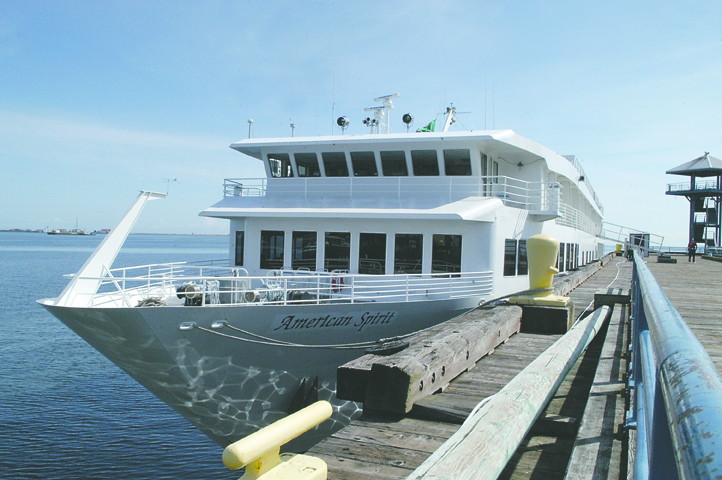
[[688, 239, 698, 263]]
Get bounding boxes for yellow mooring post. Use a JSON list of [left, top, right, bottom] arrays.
[[222, 401, 332, 480], [508, 234, 571, 307]]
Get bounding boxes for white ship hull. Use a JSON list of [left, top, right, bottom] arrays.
[[41, 296, 479, 450]]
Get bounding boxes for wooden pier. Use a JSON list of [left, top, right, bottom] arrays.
[[295, 254, 722, 479], [645, 255, 722, 373], [306, 256, 636, 479]]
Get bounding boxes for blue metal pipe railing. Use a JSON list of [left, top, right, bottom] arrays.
[[628, 251, 722, 479]]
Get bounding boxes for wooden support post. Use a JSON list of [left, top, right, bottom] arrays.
[[337, 306, 522, 413]]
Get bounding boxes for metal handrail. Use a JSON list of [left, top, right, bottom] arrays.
[[85, 265, 494, 308], [667, 180, 721, 192], [223, 176, 561, 212], [629, 251, 722, 479]]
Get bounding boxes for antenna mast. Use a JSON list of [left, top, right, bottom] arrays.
[[364, 93, 399, 134]]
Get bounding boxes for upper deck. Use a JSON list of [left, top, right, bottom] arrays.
[[220, 129, 603, 220]]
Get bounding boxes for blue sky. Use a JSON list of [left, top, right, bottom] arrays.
[[2, 1, 721, 246]]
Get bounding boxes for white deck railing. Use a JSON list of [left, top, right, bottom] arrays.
[[224, 177, 561, 213], [667, 180, 722, 193], [81, 262, 494, 308]]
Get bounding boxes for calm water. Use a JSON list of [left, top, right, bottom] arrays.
[[0, 232, 239, 479]]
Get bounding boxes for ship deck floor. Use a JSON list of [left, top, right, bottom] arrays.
[[308, 257, 635, 479]]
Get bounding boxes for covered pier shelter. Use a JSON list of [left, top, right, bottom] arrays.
[[666, 152, 722, 248]]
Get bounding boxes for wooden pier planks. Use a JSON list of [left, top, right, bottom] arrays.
[[308, 257, 634, 479], [565, 303, 628, 479], [645, 256, 722, 373]]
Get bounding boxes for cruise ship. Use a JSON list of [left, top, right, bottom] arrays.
[[39, 95, 604, 451]]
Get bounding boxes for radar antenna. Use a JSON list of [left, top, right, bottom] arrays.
[[364, 93, 399, 134]]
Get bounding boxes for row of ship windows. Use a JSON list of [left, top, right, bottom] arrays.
[[235, 231, 462, 274], [503, 240, 596, 277], [267, 149, 499, 178], [556, 243, 594, 272]]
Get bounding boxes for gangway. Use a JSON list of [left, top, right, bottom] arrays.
[[599, 221, 665, 256]]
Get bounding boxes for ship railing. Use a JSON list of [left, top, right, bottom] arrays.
[[555, 204, 602, 236], [667, 180, 721, 193], [599, 222, 665, 253], [627, 250, 722, 479], [85, 264, 494, 307], [223, 177, 561, 212]]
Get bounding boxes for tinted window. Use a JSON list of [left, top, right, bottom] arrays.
[[322, 152, 349, 177], [411, 150, 439, 176], [295, 153, 320, 177], [395, 234, 423, 274], [443, 149, 472, 176], [351, 151, 378, 176], [268, 153, 293, 178], [235, 231, 244, 267], [325, 232, 350, 271], [292, 231, 317, 270], [518, 240, 528, 275], [504, 239, 517, 276], [261, 231, 284, 270], [432, 234, 462, 273], [558, 243, 564, 272], [380, 151, 408, 176], [359, 233, 386, 274]]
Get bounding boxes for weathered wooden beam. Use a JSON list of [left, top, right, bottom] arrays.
[[593, 287, 631, 309], [406, 305, 611, 480], [336, 306, 522, 412], [520, 304, 574, 334]]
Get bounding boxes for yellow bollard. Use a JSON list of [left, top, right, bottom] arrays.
[[222, 401, 332, 480], [508, 234, 570, 307]]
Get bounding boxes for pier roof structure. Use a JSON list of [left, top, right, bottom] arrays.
[[665, 153, 722, 246], [666, 152, 722, 177]]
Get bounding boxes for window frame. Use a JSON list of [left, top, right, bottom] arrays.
[[234, 231, 245, 267], [260, 230, 285, 270], [394, 233, 423, 274], [358, 232, 386, 275], [411, 149, 440, 176], [291, 231, 317, 270], [432, 234, 462, 274]]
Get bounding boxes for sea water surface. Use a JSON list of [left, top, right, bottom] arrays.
[[0, 232, 238, 479]]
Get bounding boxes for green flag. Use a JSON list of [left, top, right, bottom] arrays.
[[417, 119, 436, 133]]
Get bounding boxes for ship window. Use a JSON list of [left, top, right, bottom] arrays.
[[292, 231, 317, 270], [322, 152, 349, 177], [411, 150, 439, 176], [432, 234, 462, 273], [443, 149, 472, 176], [268, 153, 294, 178], [351, 151, 378, 176], [359, 233, 386, 274], [235, 231, 245, 266], [558, 243, 564, 272], [295, 153, 320, 177], [504, 239, 517, 276], [518, 240, 528, 275], [395, 234, 423, 274], [325, 232, 350, 271], [492, 159, 499, 182], [565, 243, 571, 271], [261, 230, 284, 270], [380, 151, 408, 176], [575, 244, 579, 269]]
